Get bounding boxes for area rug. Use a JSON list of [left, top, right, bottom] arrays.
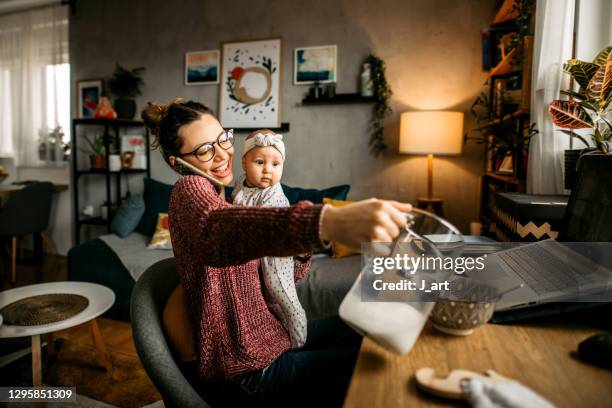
[[45, 339, 161, 408]]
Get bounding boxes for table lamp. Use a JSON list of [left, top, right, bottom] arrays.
[[399, 111, 464, 216]]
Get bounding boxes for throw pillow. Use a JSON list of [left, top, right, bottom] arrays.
[[110, 196, 145, 238], [135, 178, 174, 237], [163, 285, 196, 362], [227, 183, 350, 205], [323, 197, 360, 258], [282, 184, 350, 205], [148, 213, 172, 249]]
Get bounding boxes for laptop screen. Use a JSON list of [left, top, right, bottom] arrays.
[[560, 155, 612, 242]]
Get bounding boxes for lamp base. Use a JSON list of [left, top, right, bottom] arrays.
[[417, 197, 444, 217]]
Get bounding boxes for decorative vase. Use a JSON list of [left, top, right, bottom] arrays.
[[89, 155, 106, 170], [360, 63, 373, 97], [113, 98, 137, 119], [564, 149, 582, 190], [109, 154, 121, 172]]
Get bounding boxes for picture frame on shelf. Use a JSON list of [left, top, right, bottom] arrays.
[[121, 134, 146, 169], [185, 50, 220, 85], [76, 79, 103, 119], [294, 45, 337, 85], [496, 153, 514, 175], [219, 38, 282, 128]]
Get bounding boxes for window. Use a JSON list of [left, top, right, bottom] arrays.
[[0, 5, 69, 166], [40, 63, 71, 162]]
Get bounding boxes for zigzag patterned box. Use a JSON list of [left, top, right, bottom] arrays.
[[493, 193, 568, 242]]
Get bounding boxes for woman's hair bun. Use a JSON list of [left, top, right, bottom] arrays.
[[142, 99, 181, 134]]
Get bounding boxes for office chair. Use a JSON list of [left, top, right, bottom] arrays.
[[130, 258, 211, 407]]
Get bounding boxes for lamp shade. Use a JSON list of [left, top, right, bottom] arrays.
[[399, 111, 464, 155]]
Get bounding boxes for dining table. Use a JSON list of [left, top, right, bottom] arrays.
[[0, 183, 68, 200]]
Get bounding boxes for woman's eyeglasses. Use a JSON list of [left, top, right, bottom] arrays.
[[177, 129, 234, 163]]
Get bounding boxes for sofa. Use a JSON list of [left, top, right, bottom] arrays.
[[67, 178, 359, 321]]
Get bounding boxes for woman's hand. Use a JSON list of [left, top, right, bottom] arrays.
[[319, 198, 413, 250]]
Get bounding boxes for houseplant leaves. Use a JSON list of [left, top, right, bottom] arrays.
[[548, 100, 593, 129]]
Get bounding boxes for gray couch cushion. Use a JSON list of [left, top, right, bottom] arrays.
[[297, 254, 361, 320], [100, 233, 173, 281]]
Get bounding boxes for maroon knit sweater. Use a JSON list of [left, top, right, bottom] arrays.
[[168, 175, 324, 382]]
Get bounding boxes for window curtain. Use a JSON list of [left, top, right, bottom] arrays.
[[527, 0, 575, 194], [0, 5, 68, 166]]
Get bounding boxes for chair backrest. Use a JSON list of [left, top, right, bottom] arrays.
[[131, 258, 209, 408], [0, 182, 54, 236]]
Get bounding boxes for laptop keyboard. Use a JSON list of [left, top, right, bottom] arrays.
[[498, 245, 596, 295]]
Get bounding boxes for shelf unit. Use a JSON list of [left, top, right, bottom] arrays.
[[476, 0, 535, 240], [233, 123, 290, 133], [301, 92, 375, 105], [71, 118, 151, 244]]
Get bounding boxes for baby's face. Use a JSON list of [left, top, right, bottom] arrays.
[[242, 146, 284, 188]]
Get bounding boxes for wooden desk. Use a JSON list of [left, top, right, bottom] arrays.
[[0, 183, 68, 199], [344, 322, 612, 408]]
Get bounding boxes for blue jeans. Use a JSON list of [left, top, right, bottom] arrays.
[[197, 316, 362, 407]]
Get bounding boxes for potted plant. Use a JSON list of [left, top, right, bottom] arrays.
[[80, 134, 106, 169], [465, 91, 537, 178], [548, 45, 611, 189], [107, 64, 145, 119], [364, 54, 393, 156]]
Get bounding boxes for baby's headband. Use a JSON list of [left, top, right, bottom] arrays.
[[243, 132, 285, 159]]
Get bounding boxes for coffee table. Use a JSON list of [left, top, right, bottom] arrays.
[[0, 281, 115, 386]]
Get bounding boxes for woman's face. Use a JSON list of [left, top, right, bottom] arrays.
[[174, 114, 234, 185]]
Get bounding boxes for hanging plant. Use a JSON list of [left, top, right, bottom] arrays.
[[364, 54, 393, 156]]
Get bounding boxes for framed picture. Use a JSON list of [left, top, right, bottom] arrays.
[[496, 153, 514, 175], [294, 45, 337, 85], [219, 38, 282, 128], [76, 79, 103, 119], [121, 135, 147, 169], [185, 50, 220, 85]]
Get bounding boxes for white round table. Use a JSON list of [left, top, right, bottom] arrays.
[[0, 282, 115, 386]]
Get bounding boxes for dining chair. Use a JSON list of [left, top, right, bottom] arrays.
[[0, 182, 54, 284]]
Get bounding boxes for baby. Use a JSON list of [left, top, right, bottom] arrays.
[[232, 130, 307, 348]]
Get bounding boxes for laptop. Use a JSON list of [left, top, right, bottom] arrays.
[[483, 155, 612, 311]]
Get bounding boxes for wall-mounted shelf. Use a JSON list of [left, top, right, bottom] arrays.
[[302, 93, 375, 105], [478, 109, 528, 129], [484, 172, 524, 186], [75, 168, 148, 178], [77, 216, 107, 226], [73, 118, 145, 127], [232, 123, 290, 133]]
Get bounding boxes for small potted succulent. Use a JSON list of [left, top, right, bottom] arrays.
[[80, 134, 106, 169], [548, 45, 611, 189], [107, 64, 145, 119]]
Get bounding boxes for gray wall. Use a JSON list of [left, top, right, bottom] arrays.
[[70, 0, 496, 234]]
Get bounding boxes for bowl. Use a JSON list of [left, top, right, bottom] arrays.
[[430, 300, 495, 336]]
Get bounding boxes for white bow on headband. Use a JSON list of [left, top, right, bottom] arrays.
[[243, 132, 285, 159]]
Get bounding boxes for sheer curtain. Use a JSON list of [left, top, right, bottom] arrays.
[[0, 5, 68, 166], [527, 0, 575, 194]]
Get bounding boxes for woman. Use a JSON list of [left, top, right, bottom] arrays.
[[142, 99, 412, 406]]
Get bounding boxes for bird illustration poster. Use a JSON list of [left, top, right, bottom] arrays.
[[219, 38, 281, 128]]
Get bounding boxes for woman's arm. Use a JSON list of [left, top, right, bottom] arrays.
[[169, 175, 324, 267]]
